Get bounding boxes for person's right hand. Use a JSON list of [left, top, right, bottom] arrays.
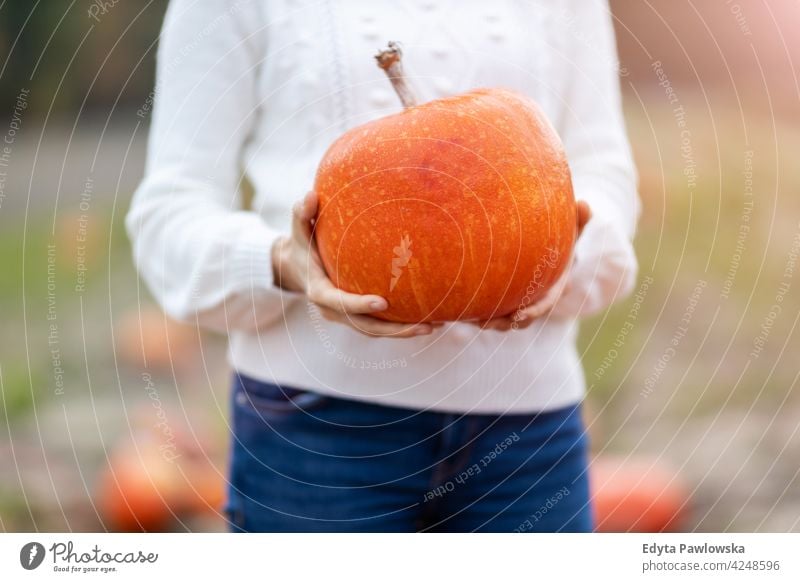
[[272, 191, 435, 338]]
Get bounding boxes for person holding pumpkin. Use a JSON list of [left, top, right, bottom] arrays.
[[127, 0, 639, 532]]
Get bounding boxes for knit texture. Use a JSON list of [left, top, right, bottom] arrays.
[[127, 0, 639, 413]]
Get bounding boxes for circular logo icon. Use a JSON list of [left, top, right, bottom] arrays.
[[20, 542, 46, 570]]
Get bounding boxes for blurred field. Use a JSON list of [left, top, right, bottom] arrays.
[[0, 202, 230, 530], [1, 93, 798, 531], [580, 93, 800, 531], [2, 0, 800, 532]]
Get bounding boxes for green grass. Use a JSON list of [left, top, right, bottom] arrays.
[[0, 206, 135, 422], [578, 97, 800, 427]]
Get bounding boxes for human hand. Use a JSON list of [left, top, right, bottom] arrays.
[[473, 200, 592, 331], [272, 191, 436, 338]]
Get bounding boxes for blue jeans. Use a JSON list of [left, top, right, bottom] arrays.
[[225, 373, 593, 532]]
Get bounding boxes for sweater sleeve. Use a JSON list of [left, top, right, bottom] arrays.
[[548, 0, 641, 319], [126, 0, 300, 333]]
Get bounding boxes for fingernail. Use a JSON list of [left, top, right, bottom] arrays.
[[414, 325, 432, 336], [369, 299, 387, 311]]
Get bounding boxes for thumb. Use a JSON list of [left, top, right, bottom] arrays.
[[291, 191, 318, 244], [575, 200, 592, 238]]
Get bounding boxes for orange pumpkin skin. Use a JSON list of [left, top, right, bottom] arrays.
[[591, 456, 689, 533], [314, 87, 576, 323]]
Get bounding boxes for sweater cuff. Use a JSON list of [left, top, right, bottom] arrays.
[[571, 171, 639, 240], [227, 221, 301, 299]]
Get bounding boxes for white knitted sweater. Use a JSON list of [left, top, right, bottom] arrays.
[[127, 0, 640, 413]]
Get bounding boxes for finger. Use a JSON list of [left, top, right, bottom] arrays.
[[302, 190, 319, 219], [351, 316, 435, 338], [291, 200, 313, 244], [305, 231, 328, 271], [484, 307, 543, 330], [509, 308, 542, 329], [480, 316, 515, 331], [511, 316, 538, 330], [462, 314, 503, 328], [291, 191, 320, 245], [471, 308, 526, 330], [308, 276, 389, 315], [317, 306, 434, 338], [517, 284, 561, 320], [576, 200, 592, 238], [470, 311, 543, 330], [519, 302, 552, 320]]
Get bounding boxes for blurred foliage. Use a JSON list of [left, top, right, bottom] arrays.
[[0, 364, 43, 422], [0, 0, 167, 117], [580, 95, 800, 429], [0, 205, 129, 421], [4, 0, 798, 119]]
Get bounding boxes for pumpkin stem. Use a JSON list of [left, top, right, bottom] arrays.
[[375, 41, 419, 109]]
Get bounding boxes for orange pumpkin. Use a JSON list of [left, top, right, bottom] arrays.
[[314, 43, 575, 323], [97, 424, 225, 532], [591, 455, 689, 532], [116, 307, 200, 371], [97, 439, 181, 532]]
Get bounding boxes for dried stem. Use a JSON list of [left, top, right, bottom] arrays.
[[375, 41, 419, 109]]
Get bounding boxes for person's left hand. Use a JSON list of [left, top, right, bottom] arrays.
[[472, 200, 592, 331]]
